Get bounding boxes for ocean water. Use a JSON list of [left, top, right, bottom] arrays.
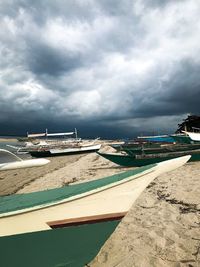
[[0, 140, 28, 162]]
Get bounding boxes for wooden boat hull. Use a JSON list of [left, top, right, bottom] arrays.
[[0, 156, 190, 266], [97, 151, 199, 167], [30, 144, 101, 158]]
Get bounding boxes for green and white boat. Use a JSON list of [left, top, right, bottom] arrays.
[[0, 156, 190, 267], [123, 143, 200, 156], [97, 149, 199, 167]]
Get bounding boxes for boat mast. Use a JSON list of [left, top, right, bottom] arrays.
[[75, 128, 78, 140]]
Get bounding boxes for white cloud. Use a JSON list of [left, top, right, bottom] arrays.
[[63, 90, 101, 117]]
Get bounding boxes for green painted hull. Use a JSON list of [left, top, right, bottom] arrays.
[[97, 152, 200, 167], [111, 142, 165, 152], [0, 219, 121, 267]]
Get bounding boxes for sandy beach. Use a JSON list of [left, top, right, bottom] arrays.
[[0, 138, 19, 142], [0, 141, 199, 266]]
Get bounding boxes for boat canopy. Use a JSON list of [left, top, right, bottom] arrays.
[[27, 133, 46, 138], [46, 132, 74, 137]]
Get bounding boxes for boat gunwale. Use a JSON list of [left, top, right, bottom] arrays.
[[47, 211, 127, 228]]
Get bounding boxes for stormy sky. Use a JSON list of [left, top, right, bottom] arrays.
[[0, 0, 200, 138]]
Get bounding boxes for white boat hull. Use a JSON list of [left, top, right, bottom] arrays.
[[50, 144, 101, 154], [0, 155, 190, 237], [183, 131, 200, 142]]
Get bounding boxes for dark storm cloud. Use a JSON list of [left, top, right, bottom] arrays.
[[126, 59, 200, 119], [157, 60, 200, 114], [0, 0, 200, 137], [26, 41, 82, 76]]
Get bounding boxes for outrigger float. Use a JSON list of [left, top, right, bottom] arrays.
[[0, 149, 49, 171]]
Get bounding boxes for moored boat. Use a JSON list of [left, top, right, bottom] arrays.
[[8, 129, 101, 157], [111, 141, 165, 153], [123, 143, 200, 156], [97, 149, 200, 167], [0, 155, 190, 266], [29, 143, 101, 157]]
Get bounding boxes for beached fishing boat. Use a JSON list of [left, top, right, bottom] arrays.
[[8, 129, 81, 154], [0, 156, 190, 267], [0, 149, 49, 170], [137, 134, 175, 143], [97, 149, 200, 167], [28, 143, 101, 157], [111, 141, 165, 153], [8, 129, 101, 157], [123, 143, 200, 156]]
